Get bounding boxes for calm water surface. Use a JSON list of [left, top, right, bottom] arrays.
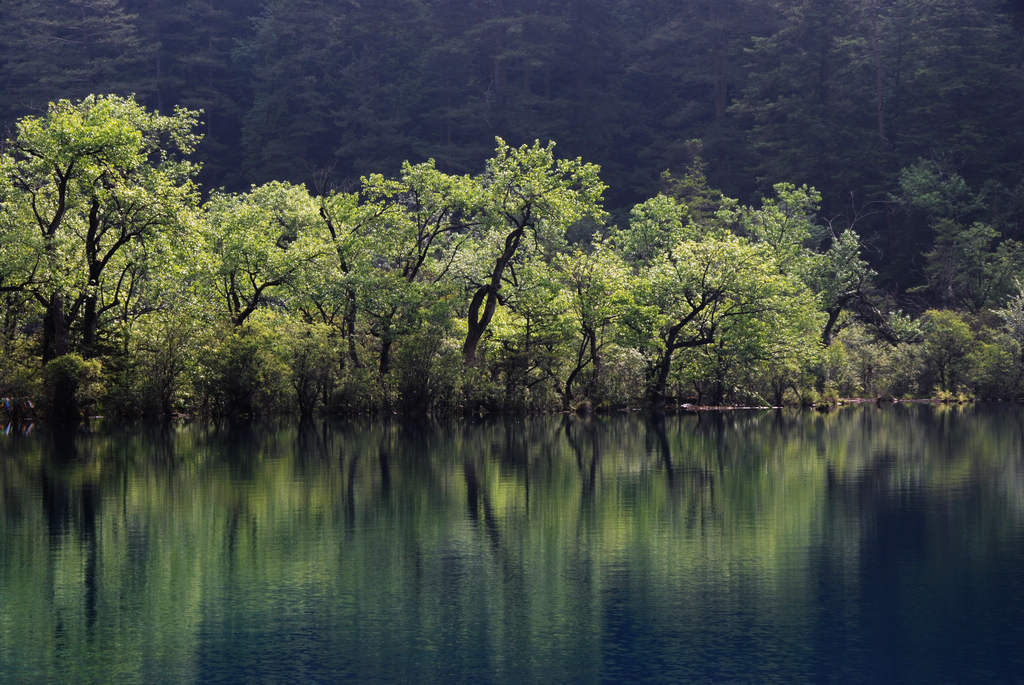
[[2, 404, 1024, 683]]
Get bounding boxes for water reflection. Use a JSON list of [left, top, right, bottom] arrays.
[[2, 405, 1023, 682]]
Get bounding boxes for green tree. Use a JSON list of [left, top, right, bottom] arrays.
[[995, 281, 1024, 357], [618, 230, 815, 407], [553, 243, 628, 410], [898, 160, 1024, 308], [203, 181, 322, 327], [357, 161, 477, 376], [458, 139, 605, 365], [919, 309, 973, 392], [615, 194, 696, 266], [0, 94, 200, 362], [487, 255, 573, 410], [738, 182, 822, 275], [734, 182, 891, 348], [812, 229, 877, 346]]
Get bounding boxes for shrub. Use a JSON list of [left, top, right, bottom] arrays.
[[198, 319, 293, 418], [42, 354, 103, 423], [968, 336, 1019, 399], [393, 331, 462, 415], [920, 310, 974, 392]]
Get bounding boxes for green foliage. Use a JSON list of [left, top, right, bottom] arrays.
[[897, 160, 978, 220], [0, 94, 201, 362], [615, 194, 696, 265], [552, 244, 629, 409], [4, 88, 1024, 418], [739, 182, 823, 276], [994, 281, 1024, 353], [658, 151, 730, 221], [204, 181, 322, 326], [834, 324, 894, 398], [392, 329, 463, 415], [896, 160, 1024, 309], [198, 319, 293, 419], [919, 310, 974, 393], [41, 354, 103, 423], [458, 139, 606, 365], [968, 335, 1019, 400], [104, 310, 207, 418], [619, 228, 820, 406], [616, 182, 838, 407], [0, 331, 40, 409], [923, 219, 1001, 308]]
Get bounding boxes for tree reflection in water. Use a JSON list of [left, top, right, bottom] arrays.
[[1, 404, 1023, 682]]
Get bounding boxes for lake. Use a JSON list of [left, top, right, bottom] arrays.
[[2, 404, 1023, 683]]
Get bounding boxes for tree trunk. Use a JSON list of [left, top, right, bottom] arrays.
[[42, 294, 68, 363], [646, 351, 673, 409], [81, 291, 100, 357], [772, 380, 785, 408], [344, 289, 362, 368], [563, 365, 581, 412], [822, 306, 842, 346], [462, 285, 496, 365], [80, 197, 102, 356], [379, 336, 392, 376], [463, 226, 525, 365]]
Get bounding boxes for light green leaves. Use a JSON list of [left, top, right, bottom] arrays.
[[2, 94, 202, 359], [204, 181, 322, 326]]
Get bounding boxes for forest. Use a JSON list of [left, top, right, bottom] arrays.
[[1, 0, 1024, 420]]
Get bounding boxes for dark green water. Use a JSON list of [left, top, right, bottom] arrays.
[[2, 404, 1024, 683]]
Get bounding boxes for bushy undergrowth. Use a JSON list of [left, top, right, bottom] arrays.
[[4, 306, 1022, 424]]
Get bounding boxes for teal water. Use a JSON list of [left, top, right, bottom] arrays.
[[2, 405, 1023, 683]]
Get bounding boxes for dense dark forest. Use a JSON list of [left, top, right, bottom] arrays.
[[3, 0, 1023, 287], [2, 0, 1024, 420]]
